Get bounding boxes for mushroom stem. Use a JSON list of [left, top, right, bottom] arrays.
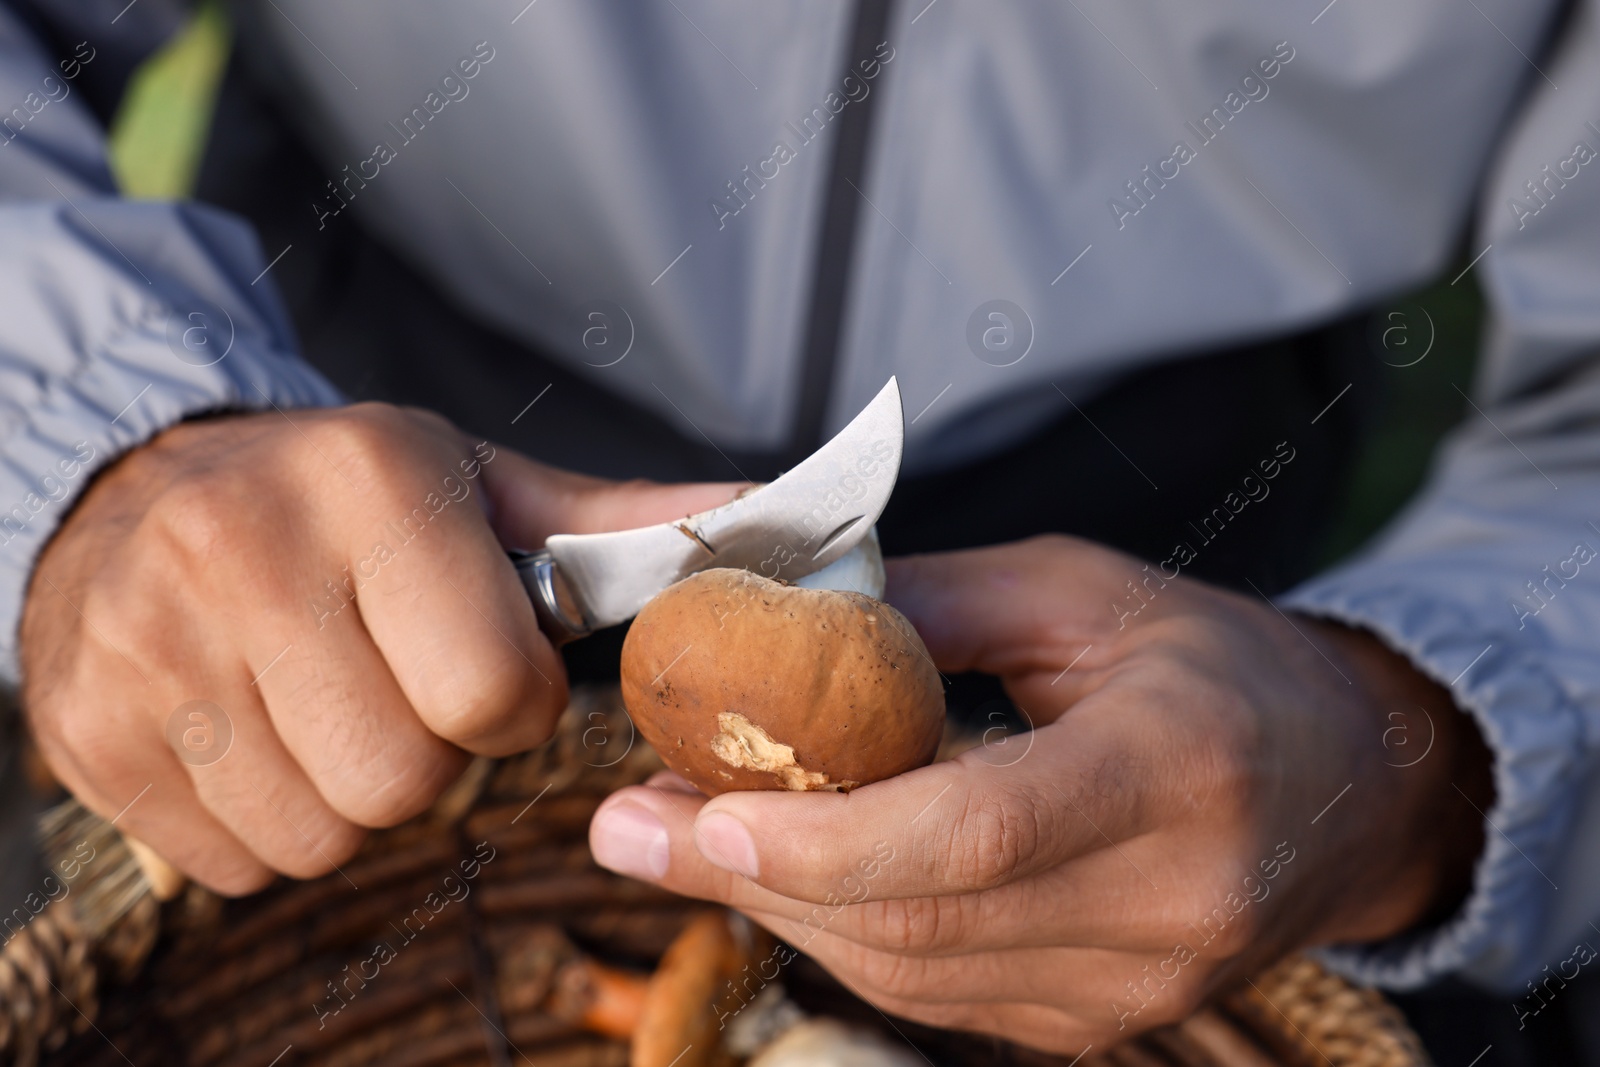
[[631, 912, 755, 1067], [552, 957, 650, 1040]]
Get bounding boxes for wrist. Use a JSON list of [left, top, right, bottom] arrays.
[[1304, 618, 1494, 945]]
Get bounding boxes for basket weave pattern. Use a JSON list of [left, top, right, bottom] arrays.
[[2, 688, 1430, 1067]]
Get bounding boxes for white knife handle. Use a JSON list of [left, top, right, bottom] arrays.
[[509, 549, 593, 646]]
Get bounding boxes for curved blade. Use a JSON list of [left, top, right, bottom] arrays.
[[545, 377, 904, 629]]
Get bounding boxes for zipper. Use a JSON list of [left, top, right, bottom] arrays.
[[783, 0, 896, 466]]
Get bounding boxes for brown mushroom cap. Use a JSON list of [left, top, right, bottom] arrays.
[[620, 569, 945, 796]]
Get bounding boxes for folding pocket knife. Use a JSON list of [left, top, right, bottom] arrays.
[[512, 377, 904, 644]]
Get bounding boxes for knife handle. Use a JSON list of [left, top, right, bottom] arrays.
[[509, 549, 593, 646]]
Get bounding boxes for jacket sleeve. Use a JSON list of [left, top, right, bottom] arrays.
[[0, 5, 342, 684], [1284, 0, 1600, 994]]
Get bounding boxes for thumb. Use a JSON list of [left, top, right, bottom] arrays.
[[884, 536, 1137, 677], [477, 441, 747, 547]]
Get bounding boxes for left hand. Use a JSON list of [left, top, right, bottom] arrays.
[[587, 535, 1491, 1054]]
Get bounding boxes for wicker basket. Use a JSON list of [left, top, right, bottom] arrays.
[[1, 687, 1431, 1067]]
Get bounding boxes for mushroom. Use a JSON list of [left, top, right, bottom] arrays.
[[618, 909, 922, 1067], [550, 955, 652, 1040], [620, 550, 944, 797], [631, 911, 759, 1067]]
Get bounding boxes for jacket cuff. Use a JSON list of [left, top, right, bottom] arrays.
[[1282, 568, 1582, 992], [0, 300, 341, 686]]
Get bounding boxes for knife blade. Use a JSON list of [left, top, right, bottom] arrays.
[[513, 377, 904, 643]]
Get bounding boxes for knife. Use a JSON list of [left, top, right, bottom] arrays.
[[108, 382, 901, 906], [511, 377, 904, 644]]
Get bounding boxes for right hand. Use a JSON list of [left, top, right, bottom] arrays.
[[20, 403, 740, 893]]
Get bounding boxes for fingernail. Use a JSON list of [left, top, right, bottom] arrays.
[[695, 810, 760, 878], [591, 803, 669, 881]]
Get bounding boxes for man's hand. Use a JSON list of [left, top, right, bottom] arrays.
[[21, 403, 739, 894], [587, 535, 1492, 1053]]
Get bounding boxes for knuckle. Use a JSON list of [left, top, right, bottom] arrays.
[[269, 819, 365, 880], [51, 713, 121, 774], [396, 405, 456, 437], [151, 477, 244, 565], [344, 399, 410, 428], [37, 695, 146, 789], [1210, 910, 1261, 957], [24, 689, 82, 752], [193, 855, 277, 897], [870, 895, 940, 953], [204, 779, 366, 881], [1181, 889, 1259, 957], [945, 787, 1042, 890], [335, 753, 467, 829], [337, 793, 414, 830], [306, 404, 409, 487], [280, 699, 462, 828], [1023, 532, 1076, 554], [1196, 737, 1263, 817], [1144, 978, 1207, 1028], [854, 945, 936, 1004], [611, 477, 661, 495], [425, 656, 553, 749], [1019, 531, 1104, 571], [1134, 641, 1210, 705]]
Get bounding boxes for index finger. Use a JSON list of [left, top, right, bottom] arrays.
[[883, 536, 1141, 678], [340, 446, 565, 756]]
